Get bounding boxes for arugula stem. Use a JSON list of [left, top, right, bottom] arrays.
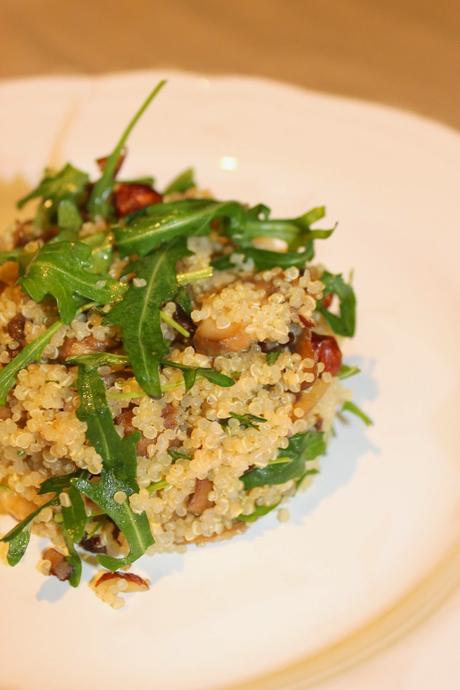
[[89, 80, 166, 219], [176, 266, 213, 285], [147, 479, 169, 494], [159, 310, 190, 337]]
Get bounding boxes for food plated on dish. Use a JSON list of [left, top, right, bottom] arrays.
[[0, 80, 369, 606]]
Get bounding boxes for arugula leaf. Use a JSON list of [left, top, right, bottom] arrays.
[[60, 485, 87, 587], [66, 352, 128, 368], [1, 496, 59, 566], [161, 360, 235, 392], [0, 320, 63, 405], [229, 205, 334, 249], [106, 241, 188, 397], [62, 486, 86, 544], [168, 448, 192, 461], [317, 271, 356, 337], [17, 163, 89, 212], [222, 412, 267, 430], [164, 167, 196, 194], [76, 366, 140, 487], [342, 401, 373, 426], [38, 469, 87, 495], [243, 245, 314, 270], [238, 502, 279, 523], [81, 232, 114, 274], [62, 532, 82, 588], [89, 80, 166, 219], [57, 199, 82, 232], [338, 364, 361, 380], [241, 431, 326, 489], [74, 470, 154, 570], [266, 351, 281, 365], [114, 199, 244, 257], [21, 241, 125, 324]]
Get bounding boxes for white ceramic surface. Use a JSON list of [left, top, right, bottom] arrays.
[[0, 71, 459, 690]]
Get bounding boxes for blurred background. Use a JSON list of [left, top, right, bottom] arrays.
[[1, 0, 459, 129]]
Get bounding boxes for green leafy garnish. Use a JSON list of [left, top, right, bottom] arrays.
[[74, 471, 153, 570], [228, 204, 334, 250], [76, 366, 140, 486], [222, 412, 267, 430], [266, 351, 281, 365], [106, 241, 188, 398], [66, 352, 128, 368], [73, 365, 154, 569], [241, 430, 326, 489], [89, 80, 166, 219], [0, 320, 63, 405], [21, 241, 125, 324], [1, 496, 58, 566], [61, 485, 87, 587], [57, 199, 82, 232], [161, 360, 235, 392], [114, 199, 243, 257], [17, 163, 89, 218], [38, 470, 87, 495], [164, 167, 196, 194], [317, 271, 356, 337], [338, 364, 361, 380], [168, 448, 192, 461], [81, 231, 114, 274], [147, 479, 170, 493], [342, 400, 373, 426]]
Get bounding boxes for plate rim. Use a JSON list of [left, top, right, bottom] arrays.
[[1, 68, 460, 690]]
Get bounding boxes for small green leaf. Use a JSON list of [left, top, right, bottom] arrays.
[[57, 199, 82, 232], [21, 241, 126, 324], [243, 245, 314, 270], [74, 470, 154, 570], [223, 412, 267, 430], [338, 364, 361, 380], [62, 486, 87, 544], [168, 448, 192, 461], [1, 496, 59, 566], [266, 351, 281, 365], [66, 352, 128, 368], [161, 360, 235, 392], [38, 469, 87, 495], [164, 167, 196, 194], [106, 241, 188, 397], [114, 199, 244, 257], [317, 271, 356, 337], [342, 400, 373, 426], [0, 320, 63, 405], [242, 431, 326, 489], [5, 528, 31, 566], [17, 163, 89, 211], [89, 80, 166, 219], [76, 366, 140, 486]]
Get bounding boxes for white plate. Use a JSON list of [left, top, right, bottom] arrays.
[[0, 71, 459, 690]]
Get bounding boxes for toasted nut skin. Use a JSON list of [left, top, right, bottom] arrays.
[[95, 571, 150, 591]]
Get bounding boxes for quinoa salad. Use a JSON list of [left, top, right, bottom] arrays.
[[0, 81, 370, 607]]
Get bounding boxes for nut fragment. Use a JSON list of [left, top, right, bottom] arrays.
[[92, 570, 150, 608], [187, 479, 215, 515], [42, 547, 73, 582]]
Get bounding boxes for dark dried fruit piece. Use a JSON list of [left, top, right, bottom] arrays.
[[114, 183, 162, 217]]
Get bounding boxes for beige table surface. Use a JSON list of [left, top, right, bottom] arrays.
[[1, 0, 459, 131]]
